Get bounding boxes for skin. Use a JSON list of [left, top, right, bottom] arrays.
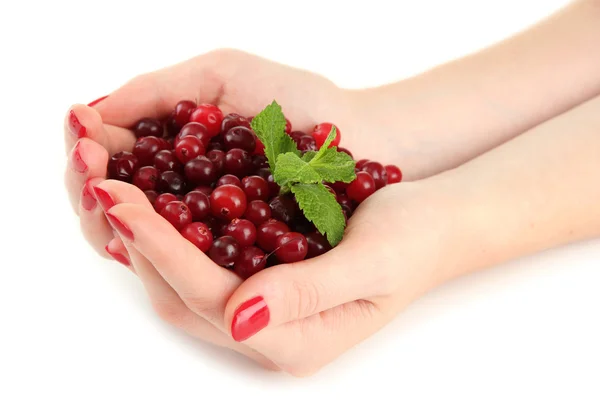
[[64, 0, 600, 376]]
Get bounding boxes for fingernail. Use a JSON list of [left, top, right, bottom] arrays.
[[105, 245, 130, 267], [71, 142, 88, 173], [93, 186, 115, 211], [81, 180, 97, 211], [68, 110, 87, 138], [231, 296, 270, 342], [105, 212, 134, 241], [87, 95, 108, 107]]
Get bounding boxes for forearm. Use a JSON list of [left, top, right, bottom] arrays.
[[432, 93, 600, 284], [357, 0, 600, 180]]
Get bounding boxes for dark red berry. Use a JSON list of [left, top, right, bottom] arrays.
[[164, 113, 181, 137], [216, 174, 242, 188], [107, 151, 139, 182], [305, 231, 332, 259], [355, 159, 370, 170], [144, 190, 158, 205], [253, 136, 265, 156], [153, 149, 182, 173], [181, 222, 213, 252], [173, 100, 197, 128], [210, 184, 247, 221], [206, 150, 225, 175], [221, 113, 251, 133], [175, 122, 211, 147], [184, 156, 217, 185], [156, 170, 187, 194], [208, 236, 240, 267], [362, 161, 388, 189], [202, 215, 228, 237], [275, 232, 308, 263], [256, 220, 290, 252], [291, 214, 315, 234], [346, 171, 376, 203], [289, 131, 306, 144], [252, 155, 268, 170], [154, 193, 178, 213], [160, 201, 192, 231], [134, 118, 163, 138], [297, 135, 317, 152], [190, 104, 223, 137], [233, 246, 266, 279], [244, 200, 272, 226], [331, 181, 349, 193], [269, 195, 298, 225], [338, 147, 353, 158], [223, 127, 256, 153], [174, 136, 206, 164], [132, 166, 159, 191], [183, 191, 211, 221], [194, 185, 213, 196], [337, 193, 354, 217], [312, 122, 341, 148], [207, 141, 225, 152], [133, 136, 162, 166], [385, 165, 402, 183], [284, 118, 292, 134], [224, 218, 257, 247], [256, 168, 280, 197], [224, 148, 253, 177], [241, 175, 269, 202]]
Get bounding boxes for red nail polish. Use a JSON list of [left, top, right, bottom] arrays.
[[68, 110, 87, 138], [87, 95, 108, 107], [231, 296, 270, 342], [105, 245, 130, 267], [81, 180, 97, 211], [105, 212, 134, 241], [93, 187, 115, 211], [71, 142, 88, 173]]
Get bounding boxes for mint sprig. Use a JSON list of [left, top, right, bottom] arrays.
[[251, 101, 356, 246]]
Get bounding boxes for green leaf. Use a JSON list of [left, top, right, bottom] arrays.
[[301, 151, 317, 163], [309, 148, 356, 183], [291, 183, 346, 247], [274, 153, 321, 187], [250, 101, 299, 174]]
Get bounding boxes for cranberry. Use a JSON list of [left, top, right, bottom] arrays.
[[241, 175, 269, 202], [284, 118, 292, 134], [207, 141, 225, 152], [275, 232, 308, 263], [206, 150, 225, 175], [216, 174, 242, 188], [107, 151, 139, 182], [269, 195, 298, 225], [164, 113, 180, 137], [224, 218, 257, 247], [210, 184, 247, 221], [289, 131, 306, 144], [338, 147, 353, 158], [221, 113, 251, 133], [173, 100, 197, 128], [208, 236, 240, 267], [153, 149, 182, 173], [233, 246, 266, 279], [346, 171, 376, 203], [202, 215, 228, 237], [312, 122, 341, 148], [144, 190, 158, 205], [305, 231, 332, 259], [183, 191, 211, 221], [252, 155, 268, 170], [133, 136, 162, 166], [224, 148, 253, 177], [134, 118, 163, 138], [256, 220, 290, 252], [156, 170, 187, 194], [194, 186, 213, 196], [190, 104, 223, 137], [292, 214, 315, 234], [160, 201, 192, 231], [156, 138, 172, 151], [176, 122, 211, 147], [256, 168, 280, 196], [174, 136, 206, 164], [297, 135, 317, 152], [132, 166, 159, 191], [355, 159, 370, 170], [153, 193, 178, 213], [244, 200, 272, 226], [184, 156, 217, 185], [361, 161, 388, 189], [386, 165, 402, 183], [181, 222, 213, 253], [337, 193, 354, 217], [223, 127, 256, 153], [253, 136, 265, 156]]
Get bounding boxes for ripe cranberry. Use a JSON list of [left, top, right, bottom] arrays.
[[208, 236, 240, 267], [107, 151, 139, 182], [164, 112, 180, 137], [210, 184, 247, 221], [223, 127, 256, 153], [252, 155, 268, 170], [181, 222, 213, 253], [386, 165, 403, 183], [194, 186, 213, 196], [221, 113, 251, 133], [305, 231, 332, 259], [312, 122, 341, 148], [206, 150, 225, 175], [324, 184, 336, 196], [336, 193, 354, 217], [184, 156, 217, 185], [346, 171, 376, 203], [269, 195, 298, 225], [361, 161, 388, 189], [244, 200, 272, 226], [224, 218, 257, 247], [175, 122, 211, 147], [256, 220, 290, 252], [156, 170, 187, 194], [289, 131, 306, 144], [160, 201, 192, 231], [275, 232, 308, 263], [338, 147, 353, 158], [132, 166, 159, 191], [154, 149, 182, 173], [297, 135, 317, 152], [216, 174, 242, 188], [207, 141, 225, 152], [233, 246, 266, 279], [285, 118, 292, 134], [133, 136, 162, 166], [183, 191, 211, 221], [331, 181, 349, 193], [173, 100, 197, 128], [144, 190, 158, 205], [291, 214, 315, 234], [133, 118, 162, 138], [256, 168, 280, 196], [174, 136, 206, 164], [202, 215, 228, 237], [153, 193, 178, 213], [241, 176, 269, 202], [190, 104, 223, 137], [253, 136, 265, 156], [224, 148, 253, 177], [355, 159, 370, 170]]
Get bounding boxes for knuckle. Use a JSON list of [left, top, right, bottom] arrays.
[[289, 280, 322, 320], [181, 294, 219, 323]]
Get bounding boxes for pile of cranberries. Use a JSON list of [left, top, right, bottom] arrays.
[[107, 101, 402, 279]]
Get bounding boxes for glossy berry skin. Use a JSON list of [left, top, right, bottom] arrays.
[[256, 220, 290, 252], [173, 100, 197, 128], [176, 122, 211, 147], [133, 136, 162, 166], [181, 222, 213, 252], [252, 155, 268, 170], [221, 113, 251, 133], [144, 190, 158, 205], [183, 191, 211, 221], [190, 104, 223, 137], [256, 168, 281, 196], [361, 161, 388, 189], [184, 156, 217, 185], [134, 118, 163, 138], [355, 159, 370, 170], [156, 171, 187, 194], [224, 148, 253, 177], [107, 151, 139, 182], [216, 174, 242, 188], [346, 171, 376, 203], [194, 186, 213, 196], [243, 200, 272, 226], [157, 137, 172, 151], [208, 236, 241, 267], [153, 193, 178, 213], [253, 136, 265, 156], [132, 166, 159, 191], [305, 231, 332, 259], [269, 195, 298, 225], [275, 232, 308, 263], [385, 165, 402, 183], [297, 135, 317, 152], [241, 175, 269, 202], [224, 218, 257, 247], [206, 150, 225, 175], [312, 122, 341, 148], [233, 246, 267, 279], [210, 184, 247, 221], [164, 113, 180, 137], [207, 141, 225, 152], [289, 131, 306, 144], [174, 135, 206, 164], [336, 193, 354, 217], [160, 201, 192, 231], [223, 127, 256, 153], [153, 150, 182, 173]]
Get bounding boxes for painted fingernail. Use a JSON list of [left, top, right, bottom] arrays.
[[231, 296, 270, 342], [105, 212, 134, 241], [68, 110, 87, 138], [81, 180, 97, 211], [105, 245, 130, 267], [87, 95, 108, 107], [71, 142, 88, 173], [93, 187, 115, 211]]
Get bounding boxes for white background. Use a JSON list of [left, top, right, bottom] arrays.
[[1, 0, 599, 399]]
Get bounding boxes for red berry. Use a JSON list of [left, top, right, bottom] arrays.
[[361, 161, 388, 189], [216, 174, 242, 188], [256, 220, 290, 252], [183, 191, 211, 221], [312, 122, 341, 148], [224, 218, 257, 247], [355, 159, 370, 170], [337, 193, 354, 217], [133, 118, 162, 138], [224, 148, 253, 177], [221, 113, 251, 133], [346, 171, 376, 203], [253, 136, 265, 156], [181, 222, 213, 252], [194, 185, 213, 196], [164, 112, 180, 137], [174, 136, 206, 164], [252, 155, 268, 170], [156, 170, 187, 194], [256, 168, 280, 196], [233, 246, 267, 279], [190, 104, 223, 137], [223, 126, 256, 153], [206, 150, 225, 175], [153, 193, 178, 213], [133, 136, 162, 166], [385, 165, 402, 183], [244, 200, 272, 226], [285, 118, 292, 134], [241, 175, 269, 202], [338, 147, 353, 158], [154, 149, 182, 173], [305, 231, 332, 259], [160, 201, 192, 231], [132, 166, 159, 191], [175, 122, 211, 147], [297, 135, 317, 152], [184, 156, 217, 185], [269, 195, 298, 225], [107, 151, 139, 182], [173, 100, 197, 128], [208, 236, 240, 267], [144, 190, 159, 205], [289, 131, 306, 144], [275, 232, 308, 263], [210, 184, 247, 221]]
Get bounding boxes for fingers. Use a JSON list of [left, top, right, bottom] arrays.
[[105, 236, 134, 273], [78, 177, 114, 258]]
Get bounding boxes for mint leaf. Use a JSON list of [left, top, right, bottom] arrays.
[[309, 148, 356, 183], [250, 101, 299, 174], [291, 183, 346, 246], [274, 153, 321, 187], [301, 151, 317, 163]]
